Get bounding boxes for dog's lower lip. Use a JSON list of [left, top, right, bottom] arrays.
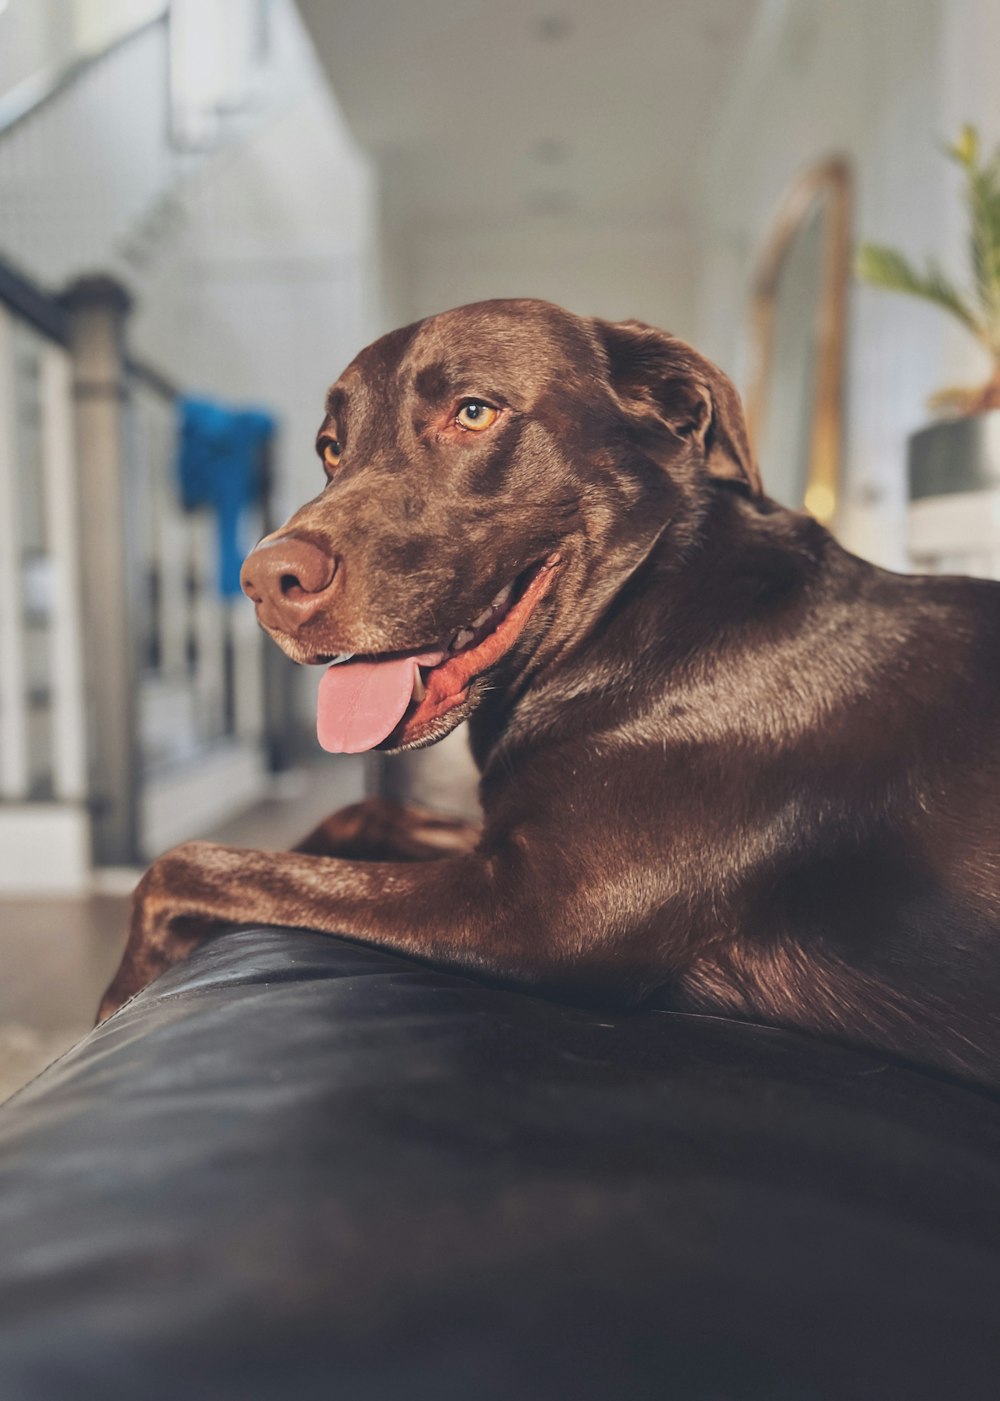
[[389, 553, 561, 745]]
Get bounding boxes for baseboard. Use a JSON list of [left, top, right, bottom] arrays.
[[0, 804, 92, 893]]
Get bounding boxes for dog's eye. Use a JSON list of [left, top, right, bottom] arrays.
[[455, 400, 499, 432], [322, 439, 343, 473]]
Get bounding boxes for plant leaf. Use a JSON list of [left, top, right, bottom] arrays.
[[964, 147, 1000, 351], [946, 123, 979, 168], [855, 243, 985, 341]]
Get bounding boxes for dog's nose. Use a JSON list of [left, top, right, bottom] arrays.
[[240, 535, 338, 631]]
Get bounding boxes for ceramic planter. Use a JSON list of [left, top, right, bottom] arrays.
[[907, 410, 1000, 578]]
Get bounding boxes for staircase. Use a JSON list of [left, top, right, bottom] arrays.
[[0, 2, 318, 889], [0, 2, 306, 290]]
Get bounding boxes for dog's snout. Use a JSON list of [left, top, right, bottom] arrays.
[[240, 535, 338, 631]]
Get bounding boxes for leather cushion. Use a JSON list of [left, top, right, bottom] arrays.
[[1, 927, 999, 1399]]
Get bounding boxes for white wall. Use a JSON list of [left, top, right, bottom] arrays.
[[0, 0, 68, 98], [382, 214, 698, 343], [695, 0, 1000, 570], [129, 83, 379, 514], [0, 0, 161, 100], [936, 0, 1000, 391]]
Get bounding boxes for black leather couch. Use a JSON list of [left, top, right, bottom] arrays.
[[1, 927, 999, 1399]]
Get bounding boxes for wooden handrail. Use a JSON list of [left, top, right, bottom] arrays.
[[126, 356, 181, 404], [0, 256, 68, 345]]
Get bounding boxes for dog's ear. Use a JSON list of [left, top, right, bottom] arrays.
[[593, 319, 762, 496]]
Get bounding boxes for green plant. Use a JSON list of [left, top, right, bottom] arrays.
[[856, 124, 1000, 414]]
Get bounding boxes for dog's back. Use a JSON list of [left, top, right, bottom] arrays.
[[474, 486, 1000, 1082]]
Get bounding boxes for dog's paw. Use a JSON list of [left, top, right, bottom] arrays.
[[95, 844, 225, 1024]]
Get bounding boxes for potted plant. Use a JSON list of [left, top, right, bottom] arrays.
[[856, 125, 1000, 575]]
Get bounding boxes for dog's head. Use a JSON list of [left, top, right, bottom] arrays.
[[240, 298, 760, 753]]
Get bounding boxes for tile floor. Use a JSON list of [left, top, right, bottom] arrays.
[[0, 755, 366, 1103]]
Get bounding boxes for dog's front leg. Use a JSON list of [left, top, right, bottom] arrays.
[[97, 839, 543, 1024]]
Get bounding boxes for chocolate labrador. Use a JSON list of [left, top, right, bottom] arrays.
[[100, 299, 1000, 1086]]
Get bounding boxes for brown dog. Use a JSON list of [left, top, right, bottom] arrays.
[[100, 299, 1000, 1086]]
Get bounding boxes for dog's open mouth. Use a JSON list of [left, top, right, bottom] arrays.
[[315, 555, 561, 753]]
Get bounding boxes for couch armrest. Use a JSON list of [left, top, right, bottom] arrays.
[[1, 927, 999, 1399]]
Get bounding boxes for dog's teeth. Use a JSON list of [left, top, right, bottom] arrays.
[[453, 628, 476, 650], [492, 583, 513, 610], [328, 653, 354, 666], [411, 671, 426, 702], [471, 607, 493, 630]]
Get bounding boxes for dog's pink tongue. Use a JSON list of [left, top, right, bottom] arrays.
[[317, 658, 416, 753], [316, 650, 444, 754]]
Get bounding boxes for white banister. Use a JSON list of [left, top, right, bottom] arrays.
[[191, 510, 227, 744], [0, 304, 30, 800], [232, 600, 265, 742], [40, 343, 87, 800], [128, 371, 273, 857]]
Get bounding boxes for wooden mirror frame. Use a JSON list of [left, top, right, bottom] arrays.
[[744, 157, 852, 524]]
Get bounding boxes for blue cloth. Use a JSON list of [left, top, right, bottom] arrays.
[[176, 397, 277, 597]]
